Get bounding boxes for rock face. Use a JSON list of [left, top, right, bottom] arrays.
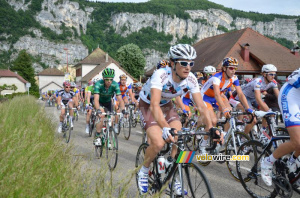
[[36, 0, 93, 35], [3, 1, 300, 72]]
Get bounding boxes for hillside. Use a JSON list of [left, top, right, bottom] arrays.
[[0, 0, 299, 72]]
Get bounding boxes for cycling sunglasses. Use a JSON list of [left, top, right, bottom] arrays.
[[65, 86, 71, 88], [267, 73, 276, 77], [175, 61, 195, 67], [227, 66, 238, 71], [104, 78, 113, 81]]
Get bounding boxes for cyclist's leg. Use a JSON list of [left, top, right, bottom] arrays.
[[95, 106, 105, 137], [243, 97, 257, 134]]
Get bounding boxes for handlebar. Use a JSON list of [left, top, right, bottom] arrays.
[[218, 111, 254, 125], [169, 128, 219, 151]]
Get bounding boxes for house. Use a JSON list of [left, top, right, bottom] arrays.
[[192, 28, 300, 83], [74, 47, 137, 86], [0, 69, 28, 95], [37, 68, 65, 94]]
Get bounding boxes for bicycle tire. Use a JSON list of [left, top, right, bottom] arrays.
[[95, 144, 103, 158], [116, 118, 121, 136], [89, 117, 94, 137], [123, 117, 131, 140], [236, 140, 278, 198], [131, 116, 137, 128], [76, 113, 78, 121], [142, 129, 147, 144], [225, 130, 252, 181], [65, 117, 72, 143], [106, 127, 118, 170], [170, 163, 214, 198], [135, 143, 159, 195], [184, 134, 197, 151]]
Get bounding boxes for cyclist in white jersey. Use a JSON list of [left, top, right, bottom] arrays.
[[261, 68, 300, 186], [137, 44, 219, 195], [237, 64, 279, 137]]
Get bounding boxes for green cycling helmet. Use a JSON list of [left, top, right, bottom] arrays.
[[102, 68, 115, 78]]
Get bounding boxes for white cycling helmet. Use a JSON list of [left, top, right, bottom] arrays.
[[262, 64, 277, 73], [70, 82, 76, 87], [203, 65, 216, 74], [168, 44, 197, 60]]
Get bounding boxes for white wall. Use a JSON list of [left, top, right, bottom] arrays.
[[40, 83, 62, 93], [92, 63, 134, 85], [0, 77, 26, 95], [39, 76, 65, 90], [82, 64, 97, 78]]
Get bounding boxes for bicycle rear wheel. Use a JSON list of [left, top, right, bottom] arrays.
[[135, 143, 158, 195], [170, 163, 213, 198], [89, 117, 94, 137], [236, 140, 278, 198], [225, 130, 252, 181], [123, 117, 131, 140], [106, 127, 118, 170], [95, 144, 103, 158]]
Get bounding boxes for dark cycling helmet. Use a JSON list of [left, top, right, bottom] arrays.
[[222, 57, 238, 67], [63, 81, 71, 87], [102, 68, 115, 78], [156, 60, 168, 69]]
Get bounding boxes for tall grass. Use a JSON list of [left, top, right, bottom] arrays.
[[0, 96, 164, 197], [0, 96, 86, 197]]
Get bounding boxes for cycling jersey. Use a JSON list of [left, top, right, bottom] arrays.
[[139, 66, 200, 106], [287, 68, 300, 88], [73, 88, 79, 94], [94, 79, 121, 103], [201, 72, 240, 97], [118, 82, 132, 97], [58, 90, 75, 103], [241, 76, 278, 99]]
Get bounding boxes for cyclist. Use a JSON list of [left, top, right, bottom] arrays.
[[137, 44, 218, 195], [237, 64, 279, 141], [156, 60, 169, 70], [199, 65, 216, 87], [261, 68, 300, 187], [94, 68, 126, 145], [85, 80, 96, 134], [57, 82, 79, 133], [200, 57, 254, 154]]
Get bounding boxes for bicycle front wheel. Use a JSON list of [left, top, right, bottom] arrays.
[[106, 127, 118, 170], [225, 131, 252, 181], [135, 143, 158, 195], [170, 163, 213, 198], [237, 140, 277, 198], [89, 117, 94, 137], [64, 117, 72, 143]]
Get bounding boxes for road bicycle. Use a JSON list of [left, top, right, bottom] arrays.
[[94, 111, 122, 171], [236, 110, 300, 198], [197, 111, 254, 182], [61, 107, 76, 143], [135, 127, 221, 197], [117, 103, 133, 140]]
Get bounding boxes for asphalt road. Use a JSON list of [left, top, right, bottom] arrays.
[[43, 102, 298, 198]]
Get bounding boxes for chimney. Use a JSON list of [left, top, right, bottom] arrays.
[[241, 43, 250, 62], [106, 53, 108, 62], [291, 46, 299, 57]]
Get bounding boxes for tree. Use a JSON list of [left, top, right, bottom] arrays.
[[11, 50, 38, 92], [11, 84, 17, 93], [116, 44, 146, 79]]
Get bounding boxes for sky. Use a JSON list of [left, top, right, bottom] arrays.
[[88, 0, 300, 16]]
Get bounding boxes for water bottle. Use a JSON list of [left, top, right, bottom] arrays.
[[157, 155, 166, 174], [165, 156, 174, 171]]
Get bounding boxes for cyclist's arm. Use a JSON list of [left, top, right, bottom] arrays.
[[254, 90, 269, 111], [213, 84, 227, 111], [57, 95, 61, 107], [192, 92, 213, 129], [235, 86, 250, 109], [94, 94, 100, 110], [175, 96, 185, 110], [87, 91, 91, 105], [116, 94, 125, 111], [128, 88, 135, 103], [150, 88, 170, 129]]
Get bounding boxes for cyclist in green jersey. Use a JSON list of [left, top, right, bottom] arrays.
[[94, 68, 126, 142]]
